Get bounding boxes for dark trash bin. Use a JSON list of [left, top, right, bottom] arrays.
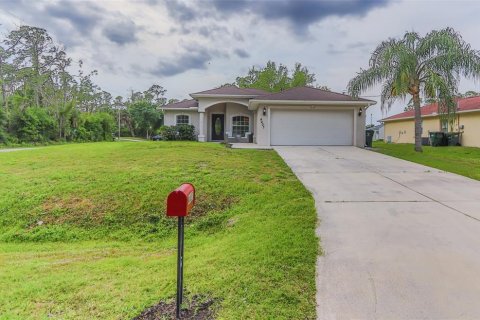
[[365, 129, 374, 147], [429, 131, 447, 147], [446, 132, 461, 146]]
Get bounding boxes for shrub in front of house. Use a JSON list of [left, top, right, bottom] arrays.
[[177, 124, 196, 140], [158, 125, 196, 141]]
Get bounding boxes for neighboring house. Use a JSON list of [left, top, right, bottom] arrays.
[[367, 124, 384, 141], [162, 85, 375, 147], [382, 96, 480, 147]]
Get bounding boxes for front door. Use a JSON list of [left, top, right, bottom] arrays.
[[211, 114, 225, 141]]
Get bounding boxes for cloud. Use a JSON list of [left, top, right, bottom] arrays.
[[45, 1, 101, 33], [233, 30, 244, 42], [211, 0, 392, 34], [234, 48, 250, 58], [162, 0, 392, 37], [326, 41, 374, 55], [197, 24, 230, 38], [347, 41, 371, 49], [103, 19, 138, 45], [164, 0, 197, 21], [150, 46, 214, 77]]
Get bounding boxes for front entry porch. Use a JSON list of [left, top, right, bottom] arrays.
[[200, 102, 255, 143]]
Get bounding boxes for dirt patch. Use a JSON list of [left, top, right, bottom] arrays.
[[42, 196, 95, 213], [133, 295, 217, 320], [38, 196, 110, 227], [187, 194, 237, 221]]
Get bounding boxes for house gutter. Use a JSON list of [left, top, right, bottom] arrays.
[[190, 94, 261, 99], [248, 99, 376, 110], [161, 107, 199, 111], [381, 108, 480, 122]]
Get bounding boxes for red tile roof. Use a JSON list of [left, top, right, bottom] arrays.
[[191, 85, 268, 96], [382, 96, 480, 121], [162, 99, 198, 109], [254, 86, 375, 102]]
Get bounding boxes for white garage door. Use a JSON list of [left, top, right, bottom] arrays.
[[270, 109, 354, 146]]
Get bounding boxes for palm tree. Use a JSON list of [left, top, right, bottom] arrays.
[[348, 28, 480, 152]]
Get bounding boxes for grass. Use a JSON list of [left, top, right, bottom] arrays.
[[373, 141, 480, 181], [0, 142, 318, 319]]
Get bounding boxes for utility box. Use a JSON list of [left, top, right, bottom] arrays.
[[167, 183, 195, 217]]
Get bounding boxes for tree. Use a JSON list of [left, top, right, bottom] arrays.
[[5, 26, 62, 108], [462, 90, 479, 97], [128, 101, 162, 139], [144, 84, 167, 106], [167, 98, 179, 104], [235, 61, 317, 92], [348, 28, 480, 152]]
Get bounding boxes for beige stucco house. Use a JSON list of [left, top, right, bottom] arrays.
[[162, 86, 375, 147], [382, 96, 480, 147]]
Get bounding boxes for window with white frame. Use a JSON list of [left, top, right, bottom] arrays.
[[232, 116, 249, 137], [176, 114, 189, 125]]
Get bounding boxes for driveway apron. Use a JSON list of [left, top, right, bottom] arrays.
[[275, 146, 480, 320]]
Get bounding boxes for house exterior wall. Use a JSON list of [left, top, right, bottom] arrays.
[[197, 97, 250, 112], [384, 119, 413, 143], [384, 117, 438, 143], [255, 107, 268, 145], [384, 112, 480, 147], [422, 118, 440, 137], [356, 107, 366, 147], [458, 112, 480, 147], [165, 101, 371, 147], [164, 110, 200, 136]]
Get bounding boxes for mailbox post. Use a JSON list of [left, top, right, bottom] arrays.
[[167, 183, 195, 319]]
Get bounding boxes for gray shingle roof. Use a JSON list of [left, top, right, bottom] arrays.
[[254, 86, 374, 102], [191, 85, 268, 96], [162, 99, 198, 109]]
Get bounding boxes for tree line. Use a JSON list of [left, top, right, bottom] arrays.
[[0, 25, 172, 145]]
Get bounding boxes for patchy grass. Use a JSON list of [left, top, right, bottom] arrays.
[[0, 142, 318, 319], [373, 141, 480, 181]]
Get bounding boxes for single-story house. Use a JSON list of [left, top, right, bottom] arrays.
[[382, 96, 480, 147], [367, 124, 384, 141], [162, 85, 375, 147]]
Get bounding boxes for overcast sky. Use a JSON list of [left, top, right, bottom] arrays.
[[1, 0, 479, 123]]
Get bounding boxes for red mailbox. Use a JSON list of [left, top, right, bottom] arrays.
[[166, 183, 195, 318], [167, 183, 195, 217]]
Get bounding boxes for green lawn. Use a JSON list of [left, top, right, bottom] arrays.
[[0, 142, 318, 319], [373, 141, 480, 181]]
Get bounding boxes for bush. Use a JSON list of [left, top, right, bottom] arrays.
[[177, 124, 196, 140], [11, 107, 57, 143], [75, 112, 116, 142], [158, 125, 177, 141], [158, 125, 196, 141]]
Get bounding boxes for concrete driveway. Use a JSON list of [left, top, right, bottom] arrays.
[[275, 146, 480, 320]]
